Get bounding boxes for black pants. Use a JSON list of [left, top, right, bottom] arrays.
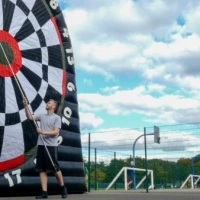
[[36, 145, 60, 173]]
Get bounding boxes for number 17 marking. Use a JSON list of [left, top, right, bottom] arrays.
[[4, 169, 22, 187]]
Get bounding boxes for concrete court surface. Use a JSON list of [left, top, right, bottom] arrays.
[[0, 190, 200, 200]]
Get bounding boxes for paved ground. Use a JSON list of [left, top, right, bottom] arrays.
[[0, 189, 200, 200]]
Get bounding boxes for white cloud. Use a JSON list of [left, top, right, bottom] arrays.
[[79, 112, 104, 130], [60, 0, 200, 162], [81, 128, 199, 161], [100, 86, 120, 93], [144, 33, 200, 63], [147, 84, 166, 93], [81, 128, 142, 149], [78, 86, 200, 124], [183, 1, 200, 36], [62, 0, 190, 79], [63, 0, 200, 90]]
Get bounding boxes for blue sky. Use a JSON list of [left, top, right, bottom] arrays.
[[58, 0, 200, 161]]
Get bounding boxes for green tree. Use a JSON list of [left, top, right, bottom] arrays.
[[104, 158, 126, 182], [177, 158, 191, 168], [91, 168, 106, 182]]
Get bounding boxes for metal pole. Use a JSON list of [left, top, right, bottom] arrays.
[[164, 162, 167, 188], [133, 134, 143, 189], [88, 133, 91, 192], [95, 148, 97, 190], [114, 152, 116, 190], [144, 127, 148, 193], [172, 165, 174, 188], [154, 159, 156, 189], [192, 157, 195, 188], [133, 133, 153, 189], [192, 157, 195, 175]]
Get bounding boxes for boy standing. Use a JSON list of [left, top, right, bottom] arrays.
[[23, 97, 67, 199]]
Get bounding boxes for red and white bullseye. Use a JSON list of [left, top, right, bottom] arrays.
[[0, 30, 22, 77]]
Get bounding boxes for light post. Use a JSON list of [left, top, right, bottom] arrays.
[[132, 126, 160, 189]]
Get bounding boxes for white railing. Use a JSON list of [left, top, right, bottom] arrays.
[[180, 174, 200, 189], [106, 167, 154, 190]]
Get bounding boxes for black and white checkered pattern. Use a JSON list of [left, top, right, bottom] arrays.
[[0, 0, 87, 195], [0, 0, 65, 159]]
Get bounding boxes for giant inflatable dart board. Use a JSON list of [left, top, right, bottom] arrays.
[[0, 0, 87, 196]]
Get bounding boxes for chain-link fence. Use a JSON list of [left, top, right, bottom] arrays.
[[81, 123, 200, 191]]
